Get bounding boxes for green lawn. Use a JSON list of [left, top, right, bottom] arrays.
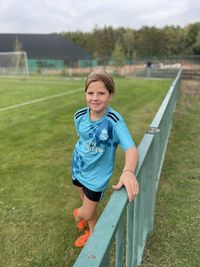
[[141, 80, 200, 267], [0, 76, 172, 267]]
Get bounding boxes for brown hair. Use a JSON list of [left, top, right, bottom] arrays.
[[85, 70, 115, 94]]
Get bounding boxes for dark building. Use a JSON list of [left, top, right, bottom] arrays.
[[0, 33, 93, 71]]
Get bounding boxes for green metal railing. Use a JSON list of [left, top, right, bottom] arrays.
[[73, 69, 182, 267]]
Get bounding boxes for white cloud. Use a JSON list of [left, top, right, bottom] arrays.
[[0, 0, 199, 33]]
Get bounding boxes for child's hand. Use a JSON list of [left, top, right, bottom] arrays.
[[112, 171, 139, 202]]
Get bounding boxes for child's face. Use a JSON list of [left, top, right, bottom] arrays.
[[85, 80, 112, 118]]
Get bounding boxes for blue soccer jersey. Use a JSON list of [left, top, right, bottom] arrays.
[[72, 107, 135, 192]]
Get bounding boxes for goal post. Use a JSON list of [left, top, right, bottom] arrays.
[[0, 51, 29, 76]]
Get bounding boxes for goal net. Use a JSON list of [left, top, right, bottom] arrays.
[[0, 51, 29, 76]]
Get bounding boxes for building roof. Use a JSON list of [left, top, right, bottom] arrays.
[[0, 33, 92, 61]]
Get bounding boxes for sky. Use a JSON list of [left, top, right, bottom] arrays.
[[0, 0, 199, 34]]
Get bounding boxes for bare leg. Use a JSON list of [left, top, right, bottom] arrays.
[[77, 195, 99, 234], [73, 185, 99, 233], [74, 185, 84, 201]]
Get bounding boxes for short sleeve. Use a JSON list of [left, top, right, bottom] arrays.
[[74, 108, 88, 137], [114, 119, 135, 151], [74, 115, 79, 136]]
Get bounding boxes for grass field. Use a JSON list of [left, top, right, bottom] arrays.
[[0, 76, 172, 267], [141, 80, 200, 267]]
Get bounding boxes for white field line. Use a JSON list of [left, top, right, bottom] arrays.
[[0, 88, 82, 112]]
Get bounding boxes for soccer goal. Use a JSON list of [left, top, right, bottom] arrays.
[[0, 51, 29, 76]]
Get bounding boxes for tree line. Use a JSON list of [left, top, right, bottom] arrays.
[[62, 22, 200, 65]]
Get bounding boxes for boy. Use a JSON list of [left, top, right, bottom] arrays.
[[72, 70, 139, 247]]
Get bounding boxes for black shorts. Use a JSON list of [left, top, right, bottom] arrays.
[[72, 177, 103, 202]]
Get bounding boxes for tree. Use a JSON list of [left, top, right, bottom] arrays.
[[13, 37, 23, 52], [184, 23, 200, 54], [61, 22, 200, 63], [63, 31, 94, 55], [193, 31, 200, 54], [122, 28, 135, 63], [135, 26, 165, 59], [12, 37, 24, 70], [163, 26, 185, 56], [93, 26, 116, 65], [112, 41, 125, 67]]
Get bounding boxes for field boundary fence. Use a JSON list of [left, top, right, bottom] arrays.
[[73, 69, 182, 267]]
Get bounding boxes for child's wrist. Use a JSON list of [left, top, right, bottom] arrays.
[[122, 169, 134, 173]]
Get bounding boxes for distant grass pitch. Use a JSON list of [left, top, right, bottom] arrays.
[[0, 76, 172, 267]]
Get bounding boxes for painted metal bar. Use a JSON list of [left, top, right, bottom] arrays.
[[116, 211, 125, 267], [100, 250, 110, 267], [126, 201, 135, 267]]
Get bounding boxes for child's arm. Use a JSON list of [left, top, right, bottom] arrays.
[[112, 147, 139, 202]]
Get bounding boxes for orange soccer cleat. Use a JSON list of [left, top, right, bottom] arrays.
[[74, 230, 90, 247], [73, 208, 87, 230]]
